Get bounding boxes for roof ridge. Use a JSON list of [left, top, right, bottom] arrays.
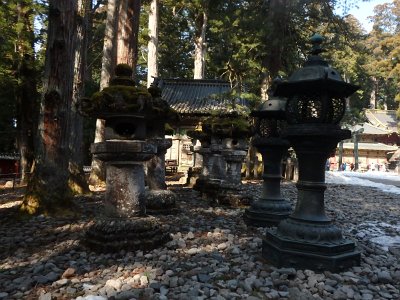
[[365, 110, 389, 130]]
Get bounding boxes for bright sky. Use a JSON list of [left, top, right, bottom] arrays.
[[342, 0, 392, 32]]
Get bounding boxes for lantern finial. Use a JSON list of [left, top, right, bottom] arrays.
[[310, 33, 324, 56]]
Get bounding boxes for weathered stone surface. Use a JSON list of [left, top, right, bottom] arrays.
[[84, 217, 171, 252], [145, 189, 178, 214]]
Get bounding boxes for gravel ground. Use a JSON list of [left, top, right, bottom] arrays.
[[0, 180, 399, 300]]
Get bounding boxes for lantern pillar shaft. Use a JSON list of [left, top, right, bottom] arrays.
[[244, 138, 292, 226], [262, 125, 360, 272]]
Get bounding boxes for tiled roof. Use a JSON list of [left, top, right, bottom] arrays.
[[0, 153, 19, 160], [350, 123, 392, 135], [365, 109, 399, 133], [158, 79, 247, 115], [342, 142, 398, 151]]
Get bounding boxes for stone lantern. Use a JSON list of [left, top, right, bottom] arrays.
[[244, 79, 292, 227], [145, 81, 179, 214], [187, 129, 211, 188], [80, 64, 170, 252], [191, 113, 251, 206], [262, 34, 360, 271]]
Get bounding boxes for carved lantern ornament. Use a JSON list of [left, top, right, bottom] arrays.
[[274, 33, 358, 125]]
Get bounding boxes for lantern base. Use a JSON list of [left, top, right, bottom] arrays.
[[262, 228, 360, 272], [83, 216, 171, 253], [244, 199, 291, 227], [195, 177, 252, 207]]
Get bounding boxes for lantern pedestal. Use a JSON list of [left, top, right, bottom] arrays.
[[262, 125, 360, 272], [85, 140, 170, 252], [244, 137, 291, 227], [222, 149, 247, 185], [146, 138, 178, 214]]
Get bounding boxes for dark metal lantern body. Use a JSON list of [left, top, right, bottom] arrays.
[[275, 34, 358, 125], [262, 34, 361, 272], [244, 86, 292, 227]]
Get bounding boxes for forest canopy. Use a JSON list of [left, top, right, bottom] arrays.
[[0, 0, 399, 156]]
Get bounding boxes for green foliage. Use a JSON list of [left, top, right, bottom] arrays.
[[0, 0, 44, 152], [87, 85, 151, 115], [365, 0, 400, 117]]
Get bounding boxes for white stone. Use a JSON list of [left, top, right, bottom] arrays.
[[140, 275, 149, 286], [76, 297, 107, 300], [52, 278, 69, 287], [38, 293, 51, 300], [132, 274, 141, 283], [187, 248, 198, 255], [105, 278, 122, 291], [217, 243, 228, 250]]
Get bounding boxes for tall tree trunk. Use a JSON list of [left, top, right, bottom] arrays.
[[265, 0, 288, 78], [147, 0, 158, 87], [370, 77, 377, 109], [89, 0, 120, 185], [117, 0, 141, 75], [260, 73, 269, 101], [21, 0, 78, 215], [15, 1, 38, 184], [194, 8, 208, 79], [260, 0, 290, 97], [69, 0, 91, 194]]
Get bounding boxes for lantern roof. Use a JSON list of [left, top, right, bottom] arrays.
[[251, 77, 287, 120], [274, 34, 359, 98], [251, 98, 286, 119]]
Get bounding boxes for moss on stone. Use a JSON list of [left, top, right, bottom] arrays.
[[86, 85, 151, 116], [109, 76, 135, 86], [148, 85, 162, 98], [115, 63, 133, 77], [203, 114, 251, 138]]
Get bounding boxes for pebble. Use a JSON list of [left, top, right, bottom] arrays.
[[0, 182, 399, 300], [377, 271, 393, 284]]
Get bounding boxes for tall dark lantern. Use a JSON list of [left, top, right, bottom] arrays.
[[244, 79, 292, 226], [262, 34, 361, 271]]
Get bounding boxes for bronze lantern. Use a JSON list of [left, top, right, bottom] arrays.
[[244, 79, 292, 226], [262, 34, 361, 272]]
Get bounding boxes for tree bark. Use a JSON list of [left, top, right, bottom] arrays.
[[69, 0, 91, 195], [194, 7, 208, 79], [260, 72, 269, 101], [264, 0, 289, 79], [22, 0, 78, 215], [147, 0, 159, 87], [117, 0, 141, 74]]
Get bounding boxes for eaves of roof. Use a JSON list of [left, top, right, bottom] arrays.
[[159, 78, 247, 115], [342, 142, 399, 151]]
